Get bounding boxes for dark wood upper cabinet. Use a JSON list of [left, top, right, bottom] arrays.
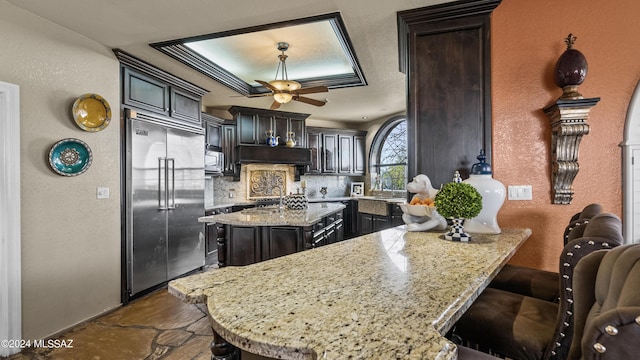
[[322, 133, 338, 174], [229, 106, 309, 147], [338, 135, 353, 173], [306, 127, 367, 176], [202, 112, 223, 151], [353, 135, 366, 174], [115, 49, 207, 126], [398, 0, 500, 188], [307, 132, 322, 174]]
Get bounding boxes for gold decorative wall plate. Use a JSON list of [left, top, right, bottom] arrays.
[[72, 93, 111, 132]]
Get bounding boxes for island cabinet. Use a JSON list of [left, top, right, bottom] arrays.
[[204, 206, 232, 265], [221, 212, 344, 267], [219, 225, 306, 266], [320, 199, 357, 239], [229, 106, 309, 147], [306, 210, 344, 248], [306, 127, 367, 175], [205, 204, 345, 267]]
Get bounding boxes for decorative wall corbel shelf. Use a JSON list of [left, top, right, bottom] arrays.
[[543, 97, 600, 204]]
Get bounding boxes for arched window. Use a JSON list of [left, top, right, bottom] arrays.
[[369, 116, 407, 190]]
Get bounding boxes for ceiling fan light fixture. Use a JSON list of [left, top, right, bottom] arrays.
[[269, 79, 301, 91], [273, 92, 293, 104], [251, 42, 328, 108]]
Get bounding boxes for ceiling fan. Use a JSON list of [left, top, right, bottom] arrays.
[[252, 42, 328, 110]]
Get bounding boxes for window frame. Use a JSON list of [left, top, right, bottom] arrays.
[[369, 115, 407, 190]]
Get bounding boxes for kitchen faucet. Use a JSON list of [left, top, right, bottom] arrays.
[[274, 186, 284, 212]]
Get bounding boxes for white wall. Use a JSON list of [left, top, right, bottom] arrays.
[[0, 2, 121, 339]]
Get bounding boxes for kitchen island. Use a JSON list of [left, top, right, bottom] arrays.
[[199, 202, 346, 266], [170, 226, 531, 359]]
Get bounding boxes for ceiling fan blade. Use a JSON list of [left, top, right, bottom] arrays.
[[270, 100, 281, 110], [256, 79, 278, 92], [294, 96, 326, 107], [293, 86, 329, 95]]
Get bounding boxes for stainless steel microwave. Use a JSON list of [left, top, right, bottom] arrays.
[[205, 149, 223, 174]]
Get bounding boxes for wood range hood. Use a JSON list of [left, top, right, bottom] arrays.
[[233, 145, 311, 181]]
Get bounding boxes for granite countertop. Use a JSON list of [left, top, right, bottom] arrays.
[[170, 227, 531, 359], [199, 202, 345, 226], [206, 196, 407, 211]]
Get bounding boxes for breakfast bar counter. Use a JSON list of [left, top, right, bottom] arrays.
[[169, 227, 531, 359]]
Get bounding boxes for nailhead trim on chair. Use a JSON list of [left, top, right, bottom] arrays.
[[604, 325, 618, 335], [593, 343, 606, 353], [547, 237, 619, 360], [564, 219, 590, 244]]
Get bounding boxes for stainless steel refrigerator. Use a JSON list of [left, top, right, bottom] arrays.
[[125, 113, 205, 298]]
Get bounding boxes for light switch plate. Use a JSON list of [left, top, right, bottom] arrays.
[[97, 187, 110, 199], [508, 185, 532, 200]]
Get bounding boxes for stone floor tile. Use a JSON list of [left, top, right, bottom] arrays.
[[46, 323, 156, 360], [6, 289, 226, 360], [99, 290, 206, 330], [162, 335, 211, 360], [156, 329, 192, 347], [187, 316, 214, 336]]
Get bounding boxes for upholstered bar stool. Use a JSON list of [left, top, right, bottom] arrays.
[[567, 243, 640, 360], [452, 212, 622, 360], [489, 204, 602, 302]]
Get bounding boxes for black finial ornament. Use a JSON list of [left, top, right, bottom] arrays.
[[564, 33, 577, 50]]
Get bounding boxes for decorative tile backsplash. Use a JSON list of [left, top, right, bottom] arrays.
[[247, 167, 288, 199], [211, 167, 369, 206]]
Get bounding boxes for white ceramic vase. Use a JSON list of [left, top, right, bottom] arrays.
[[463, 151, 506, 234]]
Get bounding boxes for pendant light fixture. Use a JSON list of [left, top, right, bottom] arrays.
[[253, 42, 328, 110], [269, 42, 300, 104]]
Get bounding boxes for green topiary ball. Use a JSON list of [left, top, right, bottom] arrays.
[[434, 182, 483, 219]]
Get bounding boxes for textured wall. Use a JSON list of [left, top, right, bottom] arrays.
[[0, 2, 121, 339], [491, 0, 640, 270]]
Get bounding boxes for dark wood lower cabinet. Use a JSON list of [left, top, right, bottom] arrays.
[[263, 227, 304, 260], [226, 226, 261, 266], [358, 213, 391, 235], [357, 202, 405, 235], [390, 203, 405, 227], [218, 210, 343, 267], [205, 207, 231, 265]]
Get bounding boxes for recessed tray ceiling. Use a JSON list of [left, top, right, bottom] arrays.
[[150, 12, 367, 97]]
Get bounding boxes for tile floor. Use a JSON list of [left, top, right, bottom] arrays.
[[7, 289, 215, 360]]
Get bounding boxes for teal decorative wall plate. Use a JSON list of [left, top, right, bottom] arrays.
[[48, 138, 93, 176]]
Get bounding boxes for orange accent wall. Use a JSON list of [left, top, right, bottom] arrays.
[[491, 0, 640, 271]]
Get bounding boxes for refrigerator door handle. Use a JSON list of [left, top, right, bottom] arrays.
[[158, 157, 167, 210], [167, 158, 176, 209]]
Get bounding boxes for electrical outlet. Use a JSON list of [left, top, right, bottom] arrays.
[[97, 187, 110, 199], [508, 185, 532, 200]]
